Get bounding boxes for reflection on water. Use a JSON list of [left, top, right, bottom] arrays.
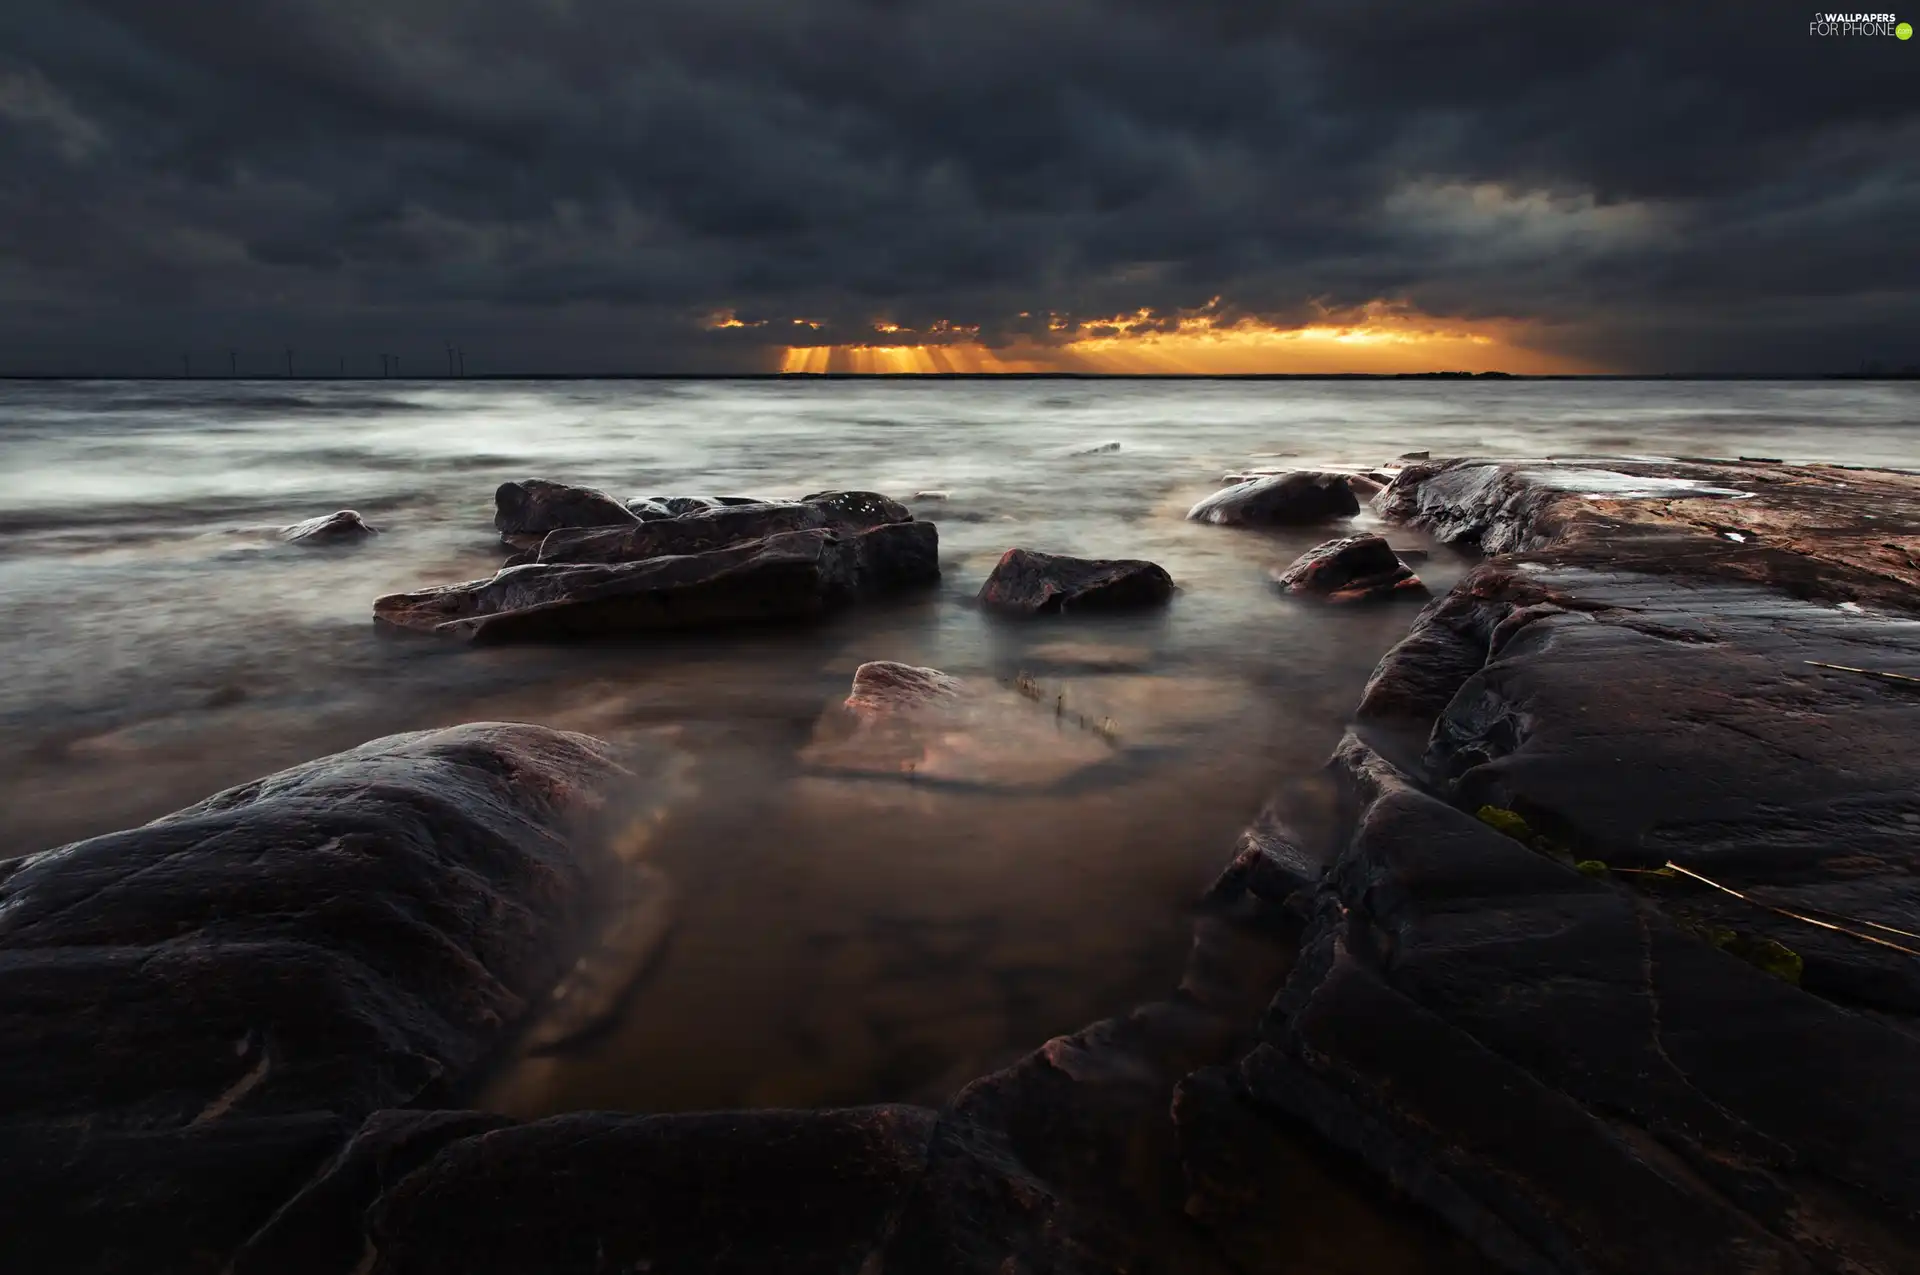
[[2, 377, 1914, 1112]]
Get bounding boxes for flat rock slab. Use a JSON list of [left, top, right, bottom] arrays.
[[532, 491, 912, 567], [1381, 457, 1920, 611], [1187, 471, 1361, 526], [375, 521, 939, 644], [977, 547, 1175, 615], [1273, 534, 1425, 603]]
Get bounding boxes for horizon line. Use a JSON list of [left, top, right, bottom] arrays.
[[4, 371, 1919, 383]]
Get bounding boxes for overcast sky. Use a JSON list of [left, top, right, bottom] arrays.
[[1, 0, 1915, 375]]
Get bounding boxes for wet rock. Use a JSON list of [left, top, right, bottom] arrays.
[[913, 490, 951, 502], [1399, 450, 1430, 461], [3, 1114, 351, 1275], [375, 521, 939, 644], [1262, 457, 1920, 1270], [494, 479, 637, 550], [843, 660, 967, 719], [625, 497, 678, 521], [1073, 440, 1122, 455], [977, 547, 1175, 616], [799, 662, 1115, 790], [0, 723, 627, 1131], [367, 1106, 938, 1275], [1344, 473, 1387, 500], [533, 491, 911, 566], [1380, 457, 1920, 612], [224, 1105, 937, 1275], [0, 724, 632, 1272], [1186, 471, 1361, 527], [632, 494, 778, 518], [1272, 535, 1425, 604], [280, 510, 378, 544]]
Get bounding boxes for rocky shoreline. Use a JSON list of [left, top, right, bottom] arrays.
[[7, 456, 1920, 1272]]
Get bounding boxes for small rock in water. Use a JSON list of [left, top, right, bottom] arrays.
[[1072, 440, 1122, 455], [496, 479, 637, 550], [280, 509, 378, 544], [913, 490, 951, 501], [1186, 472, 1360, 526], [844, 661, 967, 718], [977, 548, 1176, 616], [1399, 450, 1431, 460], [1272, 535, 1426, 603]]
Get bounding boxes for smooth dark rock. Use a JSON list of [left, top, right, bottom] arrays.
[[1, 1115, 349, 1275], [280, 510, 378, 544], [977, 548, 1175, 616], [0, 724, 628, 1274], [534, 490, 911, 566], [494, 479, 637, 550], [1073, 440, 1122, 455], [0, 723, 626, 1130], [366, 1107, 938, 1275], [1186, 471, 1361, 526], [375, 521, 939, 643], [1272, 535, 1425, 603], [233, 1110, 514, 1275], [1266, 457, 1920, 1271]]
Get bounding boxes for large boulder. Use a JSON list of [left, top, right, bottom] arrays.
[[0, 724, 632, 1272], [0, 723, 626, 1131], [280, 510, 378, 544], [1187, 472, 1361, 527], [494, 479, 638, 550], [375, 521, 939, 644], [977, 548, 1175, 616], [1272, 535, 1425, 603], [533, 491, 912, 567]]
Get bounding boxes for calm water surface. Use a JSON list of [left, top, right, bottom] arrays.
[[2, 377, 1915, 1113]]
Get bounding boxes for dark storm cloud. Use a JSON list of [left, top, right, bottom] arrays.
[[0, 0, 1914, 373]]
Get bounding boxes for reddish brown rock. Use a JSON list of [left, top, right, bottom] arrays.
[[1273, 535, 1426, 604], [843, 660, 966, 719]]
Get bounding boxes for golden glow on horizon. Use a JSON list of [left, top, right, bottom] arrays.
[[779, 344, 1059, 374], [763, 299, 1598, 375]]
